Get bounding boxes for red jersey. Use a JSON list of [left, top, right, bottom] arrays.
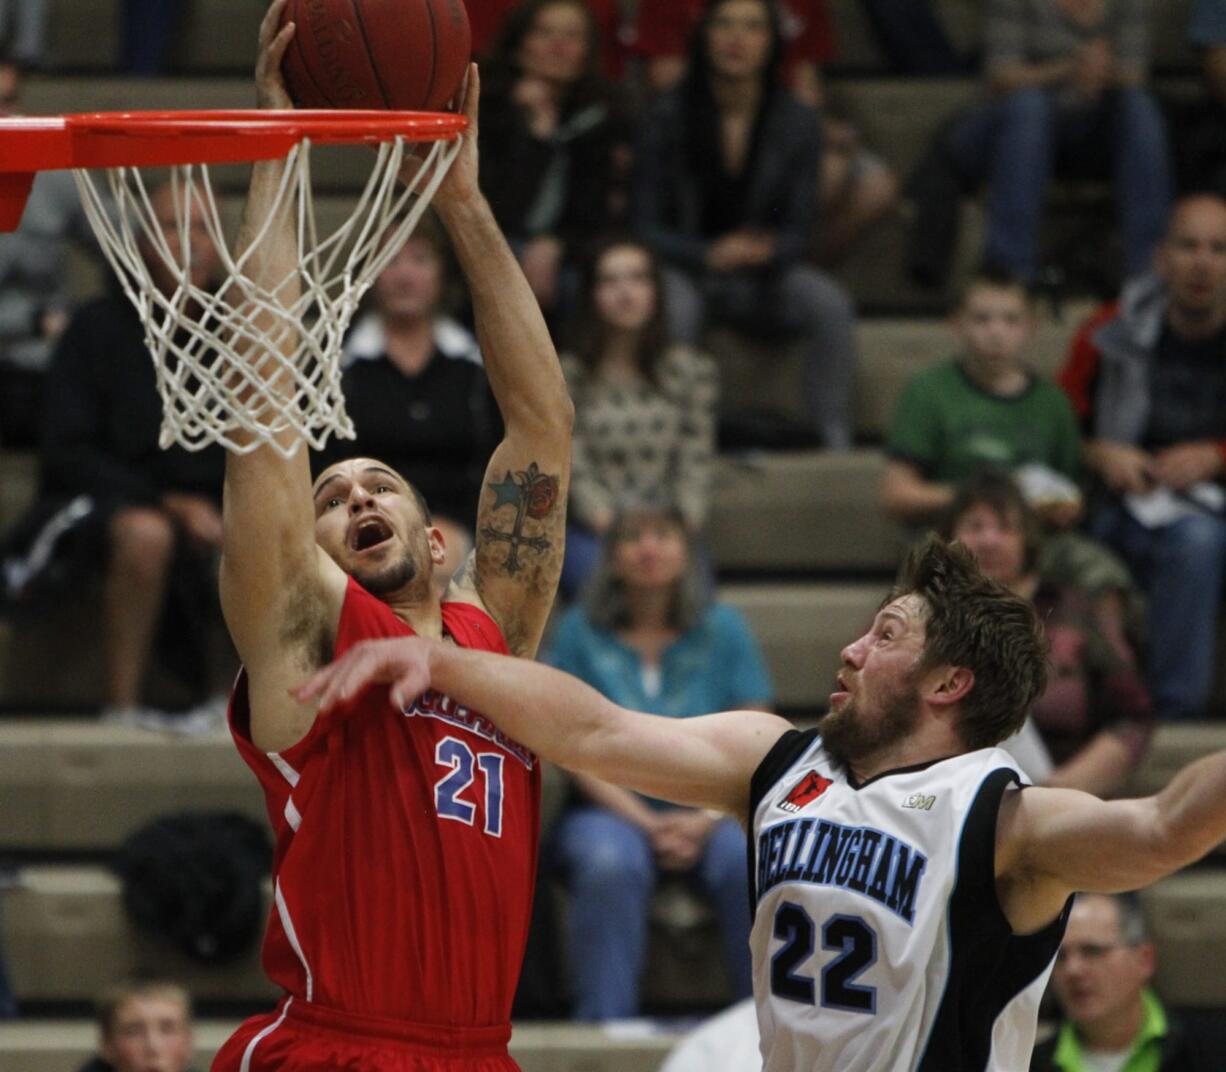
[[225, 579, 540, 1029], [634, 0, 837, 78]]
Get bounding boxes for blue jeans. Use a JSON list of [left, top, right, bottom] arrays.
[[1091, 502, 1226, 719], [946, 86, 1173, 282], [553, 806, 752, 1019]]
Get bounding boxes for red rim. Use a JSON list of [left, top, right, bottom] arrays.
[[0, 108, 466, 230]]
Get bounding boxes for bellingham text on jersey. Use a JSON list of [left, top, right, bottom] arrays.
[[756, 817, 929, 924], [403, 689, 536, 769]]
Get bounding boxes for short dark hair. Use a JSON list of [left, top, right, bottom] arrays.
[[894, 537, 1048, 749], [940, 471, 1042, 576], [957, 265, 1035, 312]]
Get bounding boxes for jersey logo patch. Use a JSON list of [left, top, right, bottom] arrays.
[[780, 770, 833, 813], [902, 793, 936, 811]]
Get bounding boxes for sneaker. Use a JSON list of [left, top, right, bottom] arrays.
[[160, 695, 229, 737]]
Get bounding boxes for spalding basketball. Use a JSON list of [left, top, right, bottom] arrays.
[[281, 0, 471, 112]]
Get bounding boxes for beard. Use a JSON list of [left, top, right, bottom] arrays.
[[820, 674, 922, 770], [352, 547, 419, 597]]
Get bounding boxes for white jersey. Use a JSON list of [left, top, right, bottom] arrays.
[[749, 729, 1069, 1072]]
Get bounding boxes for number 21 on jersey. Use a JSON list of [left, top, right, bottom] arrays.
[[433, 735, 505, 836]]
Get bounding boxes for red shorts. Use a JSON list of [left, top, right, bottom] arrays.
[[211, 997, 520, 1072]]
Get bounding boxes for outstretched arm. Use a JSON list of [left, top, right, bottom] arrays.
[[997, 750, 1226, 933], [434, 68, 573, 659], [293, 636, 793, 819], [220, 0, 347, 752]]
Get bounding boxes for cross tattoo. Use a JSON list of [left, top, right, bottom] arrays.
[[481, 466, 555, 575]]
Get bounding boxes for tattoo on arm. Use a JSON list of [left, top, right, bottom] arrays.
[[480, 462, 560, 576]]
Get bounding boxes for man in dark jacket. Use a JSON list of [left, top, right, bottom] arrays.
[[39, 181, 226, 727], [1031, 892, 1225, 1072]]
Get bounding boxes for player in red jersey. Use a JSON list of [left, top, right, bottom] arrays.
[[210, 6, 572, 1071]]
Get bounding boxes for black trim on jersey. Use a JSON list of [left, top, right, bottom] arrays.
[[848, 753, 960, 791], [917, 769, 1072, 1072], [747, 727, 819, 913]]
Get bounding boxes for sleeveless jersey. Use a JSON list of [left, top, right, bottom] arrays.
[[748, 729, 1069, 1072], [227, 578, 541, 1028]]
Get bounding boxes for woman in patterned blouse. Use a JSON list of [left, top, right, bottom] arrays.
[[559, 237, 719, 596]]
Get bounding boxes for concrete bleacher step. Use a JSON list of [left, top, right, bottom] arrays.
[[722, 582, 884, 710], [5, 860, 1224, 1009], [707, 450, 903, 574], [0, 721, 262, 851], [0, 1020, 677, 1072], [1126, 723, 1226, 799]]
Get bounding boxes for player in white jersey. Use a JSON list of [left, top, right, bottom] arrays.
[[292, 537, 1226, 1071]]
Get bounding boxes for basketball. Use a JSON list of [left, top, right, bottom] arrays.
[[281, 0, 471, 112]]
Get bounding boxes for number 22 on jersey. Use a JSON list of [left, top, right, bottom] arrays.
[[433, 735, 505, 836]]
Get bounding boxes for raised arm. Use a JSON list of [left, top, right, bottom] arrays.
[[438, 68, 574, 658], [293, 635, 793, 819], [219, 0, 347, 751], [996, 750, 1226, 934]]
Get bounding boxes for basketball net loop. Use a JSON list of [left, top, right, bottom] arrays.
[[72, 132, 462, 459]]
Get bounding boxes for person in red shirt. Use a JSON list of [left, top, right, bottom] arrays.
[[636, 0, 898, 265], [210, 5, 572, 1070]]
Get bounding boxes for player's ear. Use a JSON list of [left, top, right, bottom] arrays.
[[924, 664, 974, 708], [427, 526, 447, 566]]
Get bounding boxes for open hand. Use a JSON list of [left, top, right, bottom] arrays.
[[256, 0, 296, 111], [291, 636, 436, 713], [410, 63, 481, 210]]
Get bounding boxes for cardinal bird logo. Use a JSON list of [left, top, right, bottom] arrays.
[[780, 770, 833, 813]]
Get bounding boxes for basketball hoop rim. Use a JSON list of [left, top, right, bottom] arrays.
[[0, 108, 466, 231]]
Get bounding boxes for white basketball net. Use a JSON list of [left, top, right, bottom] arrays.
[[72, 133, 461, 458]]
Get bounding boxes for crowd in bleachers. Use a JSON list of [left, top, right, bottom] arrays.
[[2, 0, 1226, 1063]]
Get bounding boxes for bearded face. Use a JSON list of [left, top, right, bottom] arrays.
[[821, 662, 923, 770]]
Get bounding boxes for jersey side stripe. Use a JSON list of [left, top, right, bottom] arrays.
[[239, 995, 293, 1072], [284, 796, 302, 832], [267, 752, 301, 788], [915, 769, 1067, 1071], [275, 879, 314, 1002]]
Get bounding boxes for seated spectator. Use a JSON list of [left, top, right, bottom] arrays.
[[469, 0, 630, 78], [547, 503, 773, 1018], [635, 0, 900, 266], [1031, 893, 1226, 1071], [37, 182, 226, 729], [319, 214, 501, 586], [478, 0, 628, 319], [78, 979, 196, 1072], [0, 59, 108, 447], [634, 0, 858, 449], [1061, 193, 1226, 721], [559, 236, 718, 596], [940, 0, 1172, 285], [120, 1, 184, 76], [944, 473, 1152, 797], [883, 269, 1082, 524]]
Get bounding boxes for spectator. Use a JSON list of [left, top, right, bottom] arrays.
[[942, 0, 1173, 285], [636, 0, 899, 267], [38, 182, 226, 729], [634, 0, 858, 448], [882, 269, 1083, 526], [120, 1, 184, 76], [547, 503, 772, 1019], [0, 3, 47, 68], [469, 0, 630, 78], [861, 0, 969, 75], [1061, 193, 1226, 721], [1031, 893, 1226, 1071], [1191, 0, 1226, 107], [78, 979, 196, 1072], [560, 236, 718, 596], [478, 0, 629, 319], [0, 60, 108, 447], [319, 213, 501, 586], [944, 473, 1152, 797]]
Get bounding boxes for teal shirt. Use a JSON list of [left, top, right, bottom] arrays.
[[546, 603, 774, 719], [886, 359, 1082, 483], [1051, 989, 1168, 1072]]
